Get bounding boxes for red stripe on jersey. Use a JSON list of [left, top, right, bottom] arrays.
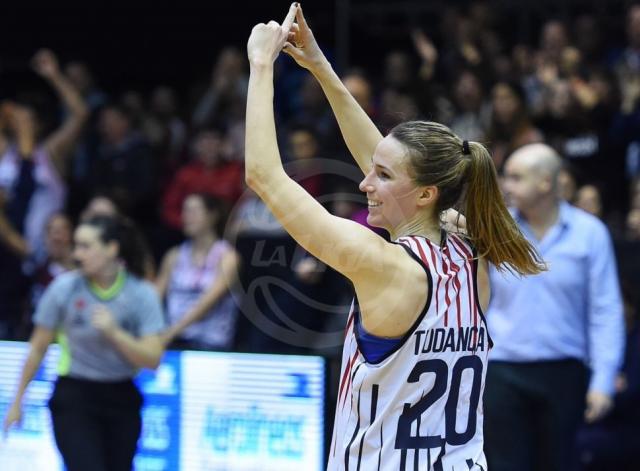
[[442, 244, 462, 328], [440, 244, 453, 328], [450, 235, 478, 342], [345, 307, 355, 335], [339, 350, 360, 408], [450, 237, 474, 328], [414, 237, 442, 325]]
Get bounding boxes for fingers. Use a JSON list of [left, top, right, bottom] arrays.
[[296, 3, 309, 28], [282, 2, 298, 32]]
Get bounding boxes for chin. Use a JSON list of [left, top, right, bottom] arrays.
[[366, 213, 386, 230]]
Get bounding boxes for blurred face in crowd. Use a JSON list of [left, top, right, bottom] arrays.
[[343, 75, 373, 114], [575, 185, 602, 218], [384, 52, 412, 89], [541, 20, 568, 59], [45, 214, 73, 261], [289, 129, 318, 161], [182, 194, 216, 238], [73, 224, 117, 278], [99, 107, 131, 144], [557, 167, 577, 202], [193, 130, 223, 167], [0, 102, 40, 141], [65, 62, 93, 95], [627, 208, 640, 239], [454, 71, 483, 111], [214, 47, 245, 78], [151, 86, 178, 118], [492, 83, 521, 124], [503, 145, 558, 210]]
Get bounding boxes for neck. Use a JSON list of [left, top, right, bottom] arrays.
[[192, 233, 216, 252], [391, 212, 441, 244], [90, 263, 121, 289]]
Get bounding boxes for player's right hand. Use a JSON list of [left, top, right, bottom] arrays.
[[282, 4, 326, 72], [2, 402, 22, 438]]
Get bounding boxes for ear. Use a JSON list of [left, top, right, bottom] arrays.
[[416, 185, 439, 207], [539, 174, 553, 194]]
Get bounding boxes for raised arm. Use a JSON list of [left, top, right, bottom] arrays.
[[245, 5, 393, 281], [33, 49, 89, 177], [282, 4, 382, 174]]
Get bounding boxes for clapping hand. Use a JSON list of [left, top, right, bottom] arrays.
[[247, 3, 298, 67]]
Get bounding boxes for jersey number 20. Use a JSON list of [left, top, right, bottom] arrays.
[[395, 355, 483, 451]]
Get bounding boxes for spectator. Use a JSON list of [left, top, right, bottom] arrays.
[[486, 80, 543, 169], [0, 49, 88, 339], [484, 143, 625, 471], [86, 104, 156, 223], [161, 127, 243, 231], [156, 193, 239, 351]]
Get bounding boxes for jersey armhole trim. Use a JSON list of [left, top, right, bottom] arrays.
[[353, 241, 433, 365], [471, 247, 494, 349]]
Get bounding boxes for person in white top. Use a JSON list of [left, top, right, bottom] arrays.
[[245, 4, 545, 470], [156, 192, 240, 350]]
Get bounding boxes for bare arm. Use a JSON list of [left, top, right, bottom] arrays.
[[282, 5, 382, 174], [245, 7, 393, 280], [155, 247, 179, 298], [33, 49, 89, 177], [3, 327, 55, 435], [0, 209, 30, 258], [165, 249, 240, 342]]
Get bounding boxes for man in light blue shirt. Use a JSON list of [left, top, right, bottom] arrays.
[[484, 143, 625, 471]]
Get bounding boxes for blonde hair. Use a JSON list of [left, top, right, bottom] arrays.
[[391, 121, 544, 275]]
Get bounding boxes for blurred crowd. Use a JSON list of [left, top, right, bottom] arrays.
[[1, 2, 639, 469]]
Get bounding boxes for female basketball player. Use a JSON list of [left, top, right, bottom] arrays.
[[3, 215, 165, 471], [246, 4, 543, 469]]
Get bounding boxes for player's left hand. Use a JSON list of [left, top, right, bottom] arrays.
[[584, 390, 613, 423], [247, 3, 298, 66], [92, 305, 118, 336]]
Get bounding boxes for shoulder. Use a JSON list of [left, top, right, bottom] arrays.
[[564, 204, 610, 237], [162, 245, 181, 265], [49, 270, 84, 292], [126, 274, 161, 298]]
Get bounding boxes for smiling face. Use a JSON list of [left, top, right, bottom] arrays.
[[73, 225, 118, 278], [358, 136, 422, 232]]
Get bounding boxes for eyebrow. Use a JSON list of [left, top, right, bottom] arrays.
[[371, 159, 393, 173]]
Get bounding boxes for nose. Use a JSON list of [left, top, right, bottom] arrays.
[[359, 169, 374, 193]]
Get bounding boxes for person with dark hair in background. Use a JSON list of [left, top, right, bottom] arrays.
[[484, 143, 625, 471], [2, 215, 165, 471], [246, 5, 543, 469], [156, 192, 240, 351], [0, 49, 88, 339], [486, 80, 543, 169]]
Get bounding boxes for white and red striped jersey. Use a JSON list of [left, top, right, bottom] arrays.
[[328, 233, 491, 471]]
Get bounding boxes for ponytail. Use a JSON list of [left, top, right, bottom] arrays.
[[464, 142, 545, 275]]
